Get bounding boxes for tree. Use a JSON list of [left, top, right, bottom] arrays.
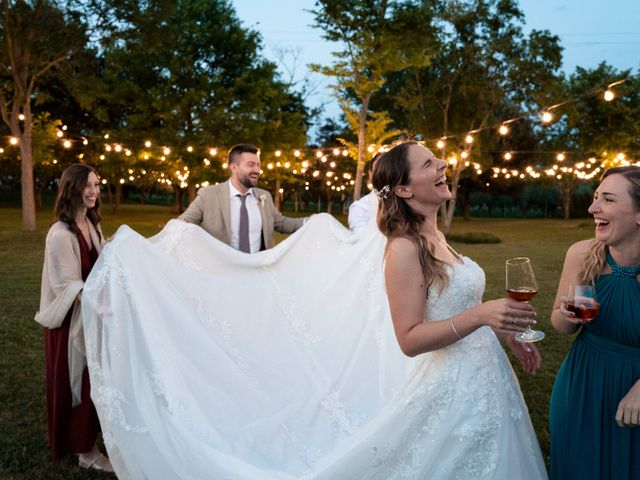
[[311, 0, 435, 201], [371, 0, 563, 232], [540, 63, 640, 218], [0, 0, 89, 230], [93, 0, 308, 212]]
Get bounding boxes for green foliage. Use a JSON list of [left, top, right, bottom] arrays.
[[311, 0, 436, 198], [311, 0, 434, 99], [369, 0, 565, 230], [87, 0, 309, 201]]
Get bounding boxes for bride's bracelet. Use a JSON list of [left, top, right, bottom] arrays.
[[450, 318, 462, 340]]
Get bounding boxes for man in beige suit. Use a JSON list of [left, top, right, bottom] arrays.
[[179, 144, 305, 252]]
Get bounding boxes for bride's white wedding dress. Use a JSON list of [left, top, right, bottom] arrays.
[[82, 214, 547, 479]]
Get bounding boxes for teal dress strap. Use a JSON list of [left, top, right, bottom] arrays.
[[606, 249, 640, 278]]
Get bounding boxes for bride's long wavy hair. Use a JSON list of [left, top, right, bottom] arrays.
[[580, 165, 640, 283], [372, 141, 449, 294]]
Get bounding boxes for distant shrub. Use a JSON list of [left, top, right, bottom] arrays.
[[447, 232, 501, 244]]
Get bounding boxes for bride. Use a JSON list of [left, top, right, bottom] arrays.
[[82, 142, 546, 479]]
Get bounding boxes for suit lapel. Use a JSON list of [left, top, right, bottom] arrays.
[[220, 181, 232, 243], [256, 189, 269, 246]]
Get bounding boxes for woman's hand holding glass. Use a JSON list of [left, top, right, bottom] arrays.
[[473, 297, 537, 334], [559, 284, 600, 325]]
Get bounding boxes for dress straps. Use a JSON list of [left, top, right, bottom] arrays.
[[446, 243, 463, 262], [605, 249, 640, 278]]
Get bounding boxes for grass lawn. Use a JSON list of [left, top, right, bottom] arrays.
[[0, 205, 593, 478]]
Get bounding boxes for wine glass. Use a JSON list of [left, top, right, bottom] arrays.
[[506, 257, 544, 343], [566, 284, 600, 323]]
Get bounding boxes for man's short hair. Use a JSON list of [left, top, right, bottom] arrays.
[[228, 144, 259, 164]]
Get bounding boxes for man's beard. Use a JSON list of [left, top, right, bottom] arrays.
[[239, 174, 258, 189]]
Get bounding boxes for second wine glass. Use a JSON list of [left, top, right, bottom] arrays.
[[506, 257, 545, 343]]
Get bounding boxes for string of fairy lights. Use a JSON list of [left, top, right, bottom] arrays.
[[1, 76, 638, 191]]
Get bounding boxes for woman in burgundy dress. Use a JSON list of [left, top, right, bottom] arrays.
[[36, 164, 112, 472]]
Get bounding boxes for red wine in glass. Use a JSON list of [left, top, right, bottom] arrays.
[[507, 287, 538, 303], [566, 285, 600, 323], [566, 301, 600, 322], [506, 257, 544, 343]]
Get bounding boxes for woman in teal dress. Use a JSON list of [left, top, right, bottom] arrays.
[[550, 165, 640, 479]]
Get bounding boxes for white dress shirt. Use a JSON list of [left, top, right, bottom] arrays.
[[228, 182, 263, 253], [348, 192, 378, 233]]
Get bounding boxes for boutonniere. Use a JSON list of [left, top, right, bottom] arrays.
[[259, 194, 266, 208]]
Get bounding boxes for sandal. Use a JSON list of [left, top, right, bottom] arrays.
[[79, 452, 114, 472]]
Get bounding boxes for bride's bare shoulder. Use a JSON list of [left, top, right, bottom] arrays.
[[387, 236, 418, 255]]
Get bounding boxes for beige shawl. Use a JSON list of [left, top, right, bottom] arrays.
[[35, 220, 103, 406]]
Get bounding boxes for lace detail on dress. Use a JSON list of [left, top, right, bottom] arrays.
[[267, 267, 321, 346], [321, 391, 363, 437]]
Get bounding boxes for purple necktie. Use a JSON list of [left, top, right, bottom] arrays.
[[238, 194, 250, 253]]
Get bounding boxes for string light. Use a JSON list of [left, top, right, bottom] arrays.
[[145, 140, 152, 148], [9, 137, 18, 145], [436, 139, 445, 149], [465, 134, 474, 144], [541, 111, 553, 123], [504, 152, 512, 161], [499, 125, 509, 135], [603, 89, 615, 101]]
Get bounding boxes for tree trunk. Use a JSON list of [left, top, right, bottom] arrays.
[[274, 179, 281, 211], [170, 185, 183, 214], [18, 124, 37, 231], [317, 195, 322, 213], [353, 93, 371, 201], [188, 184, 196, 204], [326, 190, 332, 214], [561, 181, 573, 220], [112, 182, 122, 214], [35, 184, 43, 210], [442, 160, 462, 234], [105, 183, 113, 205], [294, 191, 299, 213], [462, 186, 471, 221]]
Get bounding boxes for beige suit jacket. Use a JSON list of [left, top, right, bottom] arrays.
[[179, 180, 304, 250]]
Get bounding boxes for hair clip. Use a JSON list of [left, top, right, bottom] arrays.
[[376, 185, 390, 199]]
